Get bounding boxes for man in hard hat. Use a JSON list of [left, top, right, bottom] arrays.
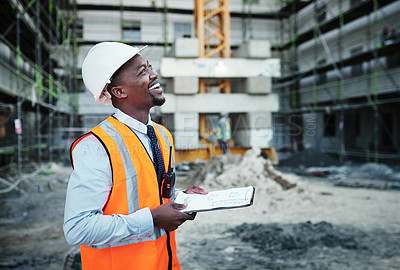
[[63, 42, 207, 270], [216, 111, 232, 154]]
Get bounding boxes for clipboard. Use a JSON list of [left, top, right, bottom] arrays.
[[174, 186, 255, 213]]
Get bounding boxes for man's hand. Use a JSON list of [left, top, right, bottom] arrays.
[[150, 202, 195, 231], [184, 185, 208, 194]]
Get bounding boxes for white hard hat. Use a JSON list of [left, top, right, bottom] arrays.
[[82, 42, 147, 105]]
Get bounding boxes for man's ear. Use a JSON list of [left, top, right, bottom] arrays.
[[110, 86, 128, 99]]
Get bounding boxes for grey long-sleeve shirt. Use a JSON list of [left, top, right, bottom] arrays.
[[63, 109, 156, 247]]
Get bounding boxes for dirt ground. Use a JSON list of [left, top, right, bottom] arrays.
[[175, 178, 400, 269], [0, 163, 72, 270], [0, 152, 399, 270]]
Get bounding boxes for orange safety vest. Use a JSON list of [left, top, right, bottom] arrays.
[[70, 116, 180, 270]]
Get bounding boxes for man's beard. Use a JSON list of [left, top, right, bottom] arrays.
[[151, 94, 166, 106]]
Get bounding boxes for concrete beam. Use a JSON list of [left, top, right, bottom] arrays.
[[166, 77, 199, 94], [235, 128, 273, 148], [160, 93, 279, 114], [160, 58, 281, 78], [232, 112, 273, 148], [173, 112, 200, 150], [231, 77, 271, 94], [247, 112, 273, 129]]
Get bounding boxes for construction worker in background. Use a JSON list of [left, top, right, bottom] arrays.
[[378, 26, 397, 48], [216, 111, 232, 154], [63, 42, 207, 270]]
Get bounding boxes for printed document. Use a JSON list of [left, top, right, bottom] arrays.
[[174, 186, 255, 213]]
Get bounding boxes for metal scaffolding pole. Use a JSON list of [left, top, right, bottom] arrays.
[[48, 0, 54, 163], [163, 0, 168, 56], [372, 0, 379, 162], [35, 0, 42, 167], [291, 1, 302, 151], [16, 3, 22, 180], [338, 0, 346, 162]]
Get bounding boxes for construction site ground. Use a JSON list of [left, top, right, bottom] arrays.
[[0, 149, 399, 270]]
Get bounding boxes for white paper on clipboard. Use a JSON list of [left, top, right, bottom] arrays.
[[174, 186, 255, 213]]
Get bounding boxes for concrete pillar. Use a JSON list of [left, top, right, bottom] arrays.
[[166, 77, 199, 94], [233, 112, 273, 148], [232, 40, 271, 59], [231, 77, 271, 94], [168, 38, 199, 58], [173, 112, 200, 150], [246, 77, 271, 94]]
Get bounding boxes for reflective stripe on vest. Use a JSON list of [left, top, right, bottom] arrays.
[[71, 116, 180, 270], [216, 117, 231, 141]]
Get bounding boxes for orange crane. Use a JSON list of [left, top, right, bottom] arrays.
[[194, 0, 231, 146]]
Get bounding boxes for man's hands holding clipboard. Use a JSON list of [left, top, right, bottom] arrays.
[[151, 185, 208, 231]]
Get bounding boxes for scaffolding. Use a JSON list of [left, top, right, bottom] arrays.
[[0, 0, 78, 192], [274, 0, 400, 162]]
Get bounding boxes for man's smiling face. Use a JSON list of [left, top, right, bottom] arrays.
[[113, 54, 165, 110]]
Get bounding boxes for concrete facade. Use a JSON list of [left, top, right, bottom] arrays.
[[160, 37, 279, 149]]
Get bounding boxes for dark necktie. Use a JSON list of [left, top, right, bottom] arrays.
[[147, 125, 165, 185]]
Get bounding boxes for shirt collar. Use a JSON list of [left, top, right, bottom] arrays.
[[114, 108, 153, 135]]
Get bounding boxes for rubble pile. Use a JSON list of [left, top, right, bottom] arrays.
[[183, 149, 297, 193], [179, 154, 241, 188]]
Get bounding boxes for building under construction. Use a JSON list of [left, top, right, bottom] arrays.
[[273, 0, 400, 163], [0, 0, 78, 183], [0, 0, 399, 181]]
